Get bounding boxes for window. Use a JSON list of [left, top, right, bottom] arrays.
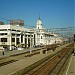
[[12, 38, 15, 42], [17, 30, 20, 32], [0, 29, 7, 31], [12, 29, 16, 31], [0, 33, 7, 35], [12, 33, 15, 36], [31, 35, 33, 37], [1, 38, 7, 42], [17, 34, 20, 36], [25, 35, 27, 37]]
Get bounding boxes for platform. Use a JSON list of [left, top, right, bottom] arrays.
[[65, 55, 75, 75], [0, 43, 73, 75]]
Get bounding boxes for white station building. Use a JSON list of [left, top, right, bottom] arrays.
[[0, 17, 63, 50]]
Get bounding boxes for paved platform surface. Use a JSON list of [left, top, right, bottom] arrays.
[[65, 55, 75, 75], [64, 43, 75, 75], [0, 47, 35, 57]]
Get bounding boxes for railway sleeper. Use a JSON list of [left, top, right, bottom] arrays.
[[0, 59, 18, 67]]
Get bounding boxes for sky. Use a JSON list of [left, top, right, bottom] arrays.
[[0, 0, 74, 29]]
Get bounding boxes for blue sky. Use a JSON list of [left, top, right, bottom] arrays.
[[0, 0, 74, 28]]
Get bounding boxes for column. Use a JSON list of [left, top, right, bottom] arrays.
[[23, 33, 25, 48], [23, 33, 25, 44], [34, 33, 36, 46], [8, 30, 12, 50], [32, 34, 34, 46], [27, 35, 28, 48], [15, 34, 17, 46], [19, 34, 21, 44], [30, 37, 32, 54], [30, 34, 32, 48], [35, 33, 37, 45]]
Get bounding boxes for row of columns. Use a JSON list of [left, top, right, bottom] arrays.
[[18, 34, 34, 48], [7, 30, 34, 50]]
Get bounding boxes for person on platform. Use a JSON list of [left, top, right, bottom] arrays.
[[2, 48, 5, 55]]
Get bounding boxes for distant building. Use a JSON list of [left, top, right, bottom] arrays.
[[10, 20, 24, 27], [0, 17, 63, 50], [0, 21, 4, 25]]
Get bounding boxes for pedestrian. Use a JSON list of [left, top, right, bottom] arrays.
[[3, 51, 4, 55], [2, 48, 5, 55]]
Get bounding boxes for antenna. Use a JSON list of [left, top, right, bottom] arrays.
[[38, 12, 41, 20], [39, 12, 40, 18]]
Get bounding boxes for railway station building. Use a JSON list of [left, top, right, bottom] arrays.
[[0, 17, 63, 50]]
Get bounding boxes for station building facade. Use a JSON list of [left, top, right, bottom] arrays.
[[0, 17, 63, 50]]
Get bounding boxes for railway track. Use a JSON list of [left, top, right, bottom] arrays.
[[0, 48, 41, 67], [0, 44, 60, 67], [0, 43, 74, 75], [24, 43, 74, 75], [47, 47, 72, 75]]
